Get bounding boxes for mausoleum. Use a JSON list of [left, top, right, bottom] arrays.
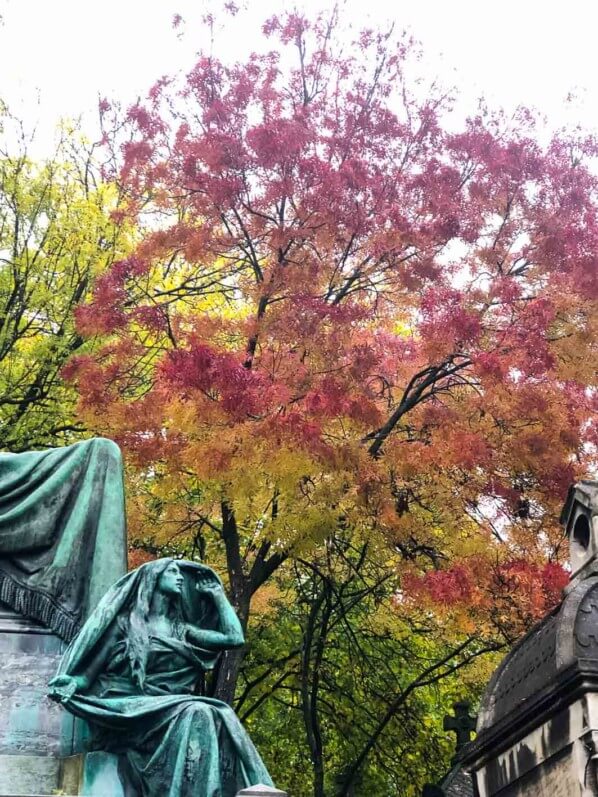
[[463, 479, 598, 795]]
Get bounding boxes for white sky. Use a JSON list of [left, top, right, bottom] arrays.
[[0, 0, 597, 153]]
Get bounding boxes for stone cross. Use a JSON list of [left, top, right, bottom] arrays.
[[443, 700, 477, 754]]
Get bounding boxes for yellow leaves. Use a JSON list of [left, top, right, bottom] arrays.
[[224, 448, 343, 550], [550, 297, 598, 383], [392, 317, 414, 337], [0, 144, 133, 448], [164, 397, 202, 440], [249, 582, 282, 617]]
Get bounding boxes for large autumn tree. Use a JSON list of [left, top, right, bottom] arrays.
[[68, 8, 596, 723]]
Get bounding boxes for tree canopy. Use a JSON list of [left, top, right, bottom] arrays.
[[70, 13, 595, 593], [14, 9, 597, 794]]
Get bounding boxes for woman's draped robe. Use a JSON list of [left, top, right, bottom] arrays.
[[50, 560, 273, 797]]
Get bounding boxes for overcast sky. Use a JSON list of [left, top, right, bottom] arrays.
[[0, 0, 596, 153]]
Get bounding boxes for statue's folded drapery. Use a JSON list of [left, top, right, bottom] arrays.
[[55, 674, 272, 796], [0, 438, 127, 640], [50, 559, 274, 797]]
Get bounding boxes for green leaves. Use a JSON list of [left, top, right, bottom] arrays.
[[0, 107, 130, 450], [241, 538, 498, 796]]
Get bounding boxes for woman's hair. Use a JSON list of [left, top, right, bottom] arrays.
[[123, 558, 184, 689]]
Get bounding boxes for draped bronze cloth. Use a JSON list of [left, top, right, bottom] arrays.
[[50, 559, 273, 797], [0, 438, 127, 641]]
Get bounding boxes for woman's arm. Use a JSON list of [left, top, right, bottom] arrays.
[[188, 582, 244, 650]]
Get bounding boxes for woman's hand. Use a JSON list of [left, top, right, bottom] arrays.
[[48, 674, 90, 703], [195, 572, 223, 597], [191, 571, 244, 649]]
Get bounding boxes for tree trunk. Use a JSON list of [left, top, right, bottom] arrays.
[[300, 579, 332, 797], [213, 584, 251, 704], [212, 499, 288, 705]]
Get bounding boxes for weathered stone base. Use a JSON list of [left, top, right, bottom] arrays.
[[0, 754, 58, 795], [0, 606, 76, 758], [0, 604, 84, 797], [0, 753, 81, 796], [0, 753, 288, 797]]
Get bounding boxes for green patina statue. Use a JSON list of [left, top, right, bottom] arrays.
[[0, 437, 127, 641], [49, 558, 274, 796]]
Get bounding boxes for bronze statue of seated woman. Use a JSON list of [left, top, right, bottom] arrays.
[[49, 558, 274, 797]]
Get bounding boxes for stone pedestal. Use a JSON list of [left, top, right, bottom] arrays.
[[0, 602, 79, 796]]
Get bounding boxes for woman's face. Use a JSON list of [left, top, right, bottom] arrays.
[[157, 562, 184, 596]]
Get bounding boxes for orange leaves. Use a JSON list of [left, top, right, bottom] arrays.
[[128, 548, 157, 570]]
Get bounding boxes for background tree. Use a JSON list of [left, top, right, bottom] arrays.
[[0, 105, 130, 450], [64, 8, 597, 788], [239, 538, 502, 797]]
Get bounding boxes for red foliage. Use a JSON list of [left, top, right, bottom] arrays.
[[128, 548, 157, 570], [404, 557, 570, 634], [70, 10, 597, 636]]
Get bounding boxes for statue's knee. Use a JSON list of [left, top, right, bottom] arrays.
[[182, 702, 212, 725]]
